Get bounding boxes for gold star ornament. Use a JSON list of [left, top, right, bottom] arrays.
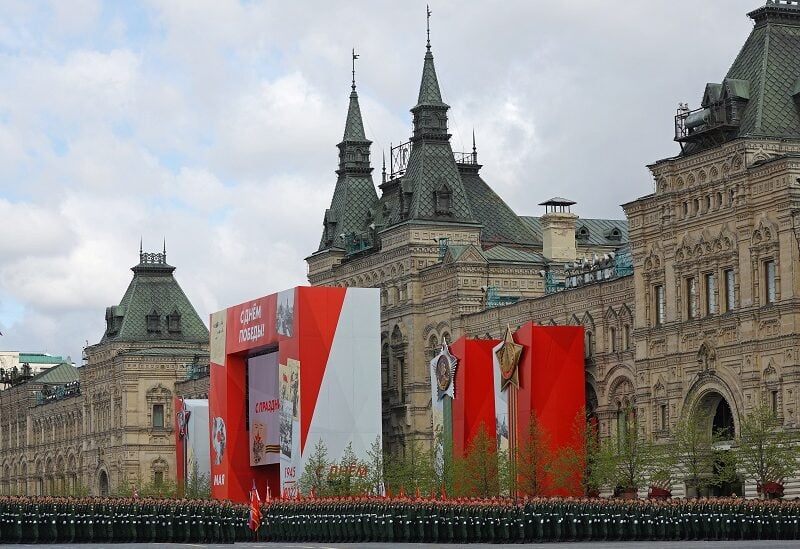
[[496, 325, 523, 390]]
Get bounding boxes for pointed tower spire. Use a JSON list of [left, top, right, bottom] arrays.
[[317, 50, 379, 252], [417, 6, 445, 107], [343, 49, 366, 142], [382, 150, 387, 184], [472, 129, 478, 163]]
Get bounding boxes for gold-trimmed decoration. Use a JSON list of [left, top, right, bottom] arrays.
[[430, 337, 457, 400], [496, 325, 523, 391]]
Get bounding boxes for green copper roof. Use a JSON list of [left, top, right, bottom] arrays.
[[520, 217, 628, 247], [460, 170, 539, 247], [417, 48, 447, 107], [19, 353, 67, 364], [30, 362, 78, 385], [343, 89, 367, 141], [100, 252, 209, 344]]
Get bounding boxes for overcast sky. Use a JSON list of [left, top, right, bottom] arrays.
[[0, 0, 758, 363]]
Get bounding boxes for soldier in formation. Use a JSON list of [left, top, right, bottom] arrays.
[[0, 495, 249, 543], [257, 495, 800, 543]]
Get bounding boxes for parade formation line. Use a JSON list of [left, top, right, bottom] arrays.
[[1, 495, 800, 544]]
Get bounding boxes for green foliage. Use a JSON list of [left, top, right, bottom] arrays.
[[551, 411, 613, 495], [514, 414, 553, 495], [328, 442, 371, 496], [662, 406, 732, 496], [736, 402, 799, 494], [455, 424, 499, 497], [365, 436, 384, 496], [601, 406, 655, 492], [184, 460, 211, 499], [299, 439, 331, 497], [384, 439, 437, 496]]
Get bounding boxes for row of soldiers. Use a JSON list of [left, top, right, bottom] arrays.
[[1, 494, 799, 544], [259, 496, 800, 543], [0, 495, 250, 544]]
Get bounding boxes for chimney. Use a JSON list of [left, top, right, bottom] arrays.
[[539, 197, 578, 261]]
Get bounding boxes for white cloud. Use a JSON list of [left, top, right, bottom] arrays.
[[0, 0, 760, 363]]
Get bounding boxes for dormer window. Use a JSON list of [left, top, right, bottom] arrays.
[[434, 185, 452, 215], [146, 309, 161, 333], [167, 309, 182, 333], [577, 227, 589, 240]]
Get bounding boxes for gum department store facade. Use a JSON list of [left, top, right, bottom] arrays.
[[2, 0, 800, 497]]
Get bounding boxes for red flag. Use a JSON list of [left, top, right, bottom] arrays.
[[415, 483, 420, 499], [310, 486, 316, 499], [248, 479, 261, 531], [265, 483, 272, 503], [441, 484, 447, 500], [399, 485, 406, 498], [386, 484, 392, 499]]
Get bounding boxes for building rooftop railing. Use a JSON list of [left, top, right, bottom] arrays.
[[186, 361, 210, 381], [35, 380, 81, 406]]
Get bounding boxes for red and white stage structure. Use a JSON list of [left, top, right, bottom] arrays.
[[207, 286, 381, 503]]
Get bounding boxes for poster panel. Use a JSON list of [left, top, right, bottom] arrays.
[[209, 311, 227, 366], [492, 339, 510, 452], [279, 358, 300, 496], [185, 399, 210, 482], [247, 352, 280, 466]]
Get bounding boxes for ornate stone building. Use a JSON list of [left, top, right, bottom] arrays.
[[309, 0, 800, 497], [306, 33, 628, 452], [0, 250, 209, 496], [623, 0, 800, 496]]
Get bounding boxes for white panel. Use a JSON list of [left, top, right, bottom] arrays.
[[301, 288, 381, 476]]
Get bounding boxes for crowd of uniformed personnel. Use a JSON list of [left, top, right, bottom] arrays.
[[0, 495, 250, 544], [259, 495, 800, 543], [1, 494, 799, 544]]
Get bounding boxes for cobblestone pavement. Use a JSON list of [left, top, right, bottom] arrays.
[[4, 542, 800, 548]]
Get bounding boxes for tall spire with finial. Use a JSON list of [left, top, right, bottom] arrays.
[[342, 48, 366, 141], [417, 5, 445, 107], [472, 129, 478, 163], [317, 48, 379, 252], [382, 150, 387, 184]]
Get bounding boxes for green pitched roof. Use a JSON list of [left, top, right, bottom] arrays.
[[30, 362, 78, 385], [19, 353, 67, 364], [100, 252, 209, 345], [482, 245, 546, 263], [519, 217, 628, 247], [460, 169, 539, 247]]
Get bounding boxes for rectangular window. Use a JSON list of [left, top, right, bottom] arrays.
[[705, 272, 717, 316], [154, 471, 164, 486], [724, 269, 735, 312], [610, 327, 616, 352], [687, 277, 697, 319], [655, 285, 665, 326], [765, 260, 776, 304], [771, 390, 778, 415], [152, 404, 164, 428], [660, 404, 668, 431], [623, 325, 630, 351]]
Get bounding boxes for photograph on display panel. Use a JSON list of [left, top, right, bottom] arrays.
[[247, 352, 281, 466]]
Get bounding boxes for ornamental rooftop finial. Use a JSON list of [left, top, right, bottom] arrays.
[[352, 48, 359, 92], [426, 5, 432, 50]]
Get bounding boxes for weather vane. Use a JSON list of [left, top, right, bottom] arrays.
[[352, 48, 359, 91]]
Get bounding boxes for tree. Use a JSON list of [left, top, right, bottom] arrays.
[[603, 406, 654, 495], [329, 442, 371, 496], [552, 411, 614, 496], [458, 424, 500, 497], [663, 406, 734, 496], [299, 439, 331, 496], [185, 460, 211, 499], [365, 436, 384, 496], [384, 439, 436, 496], [736, 402, 799, 497], [514, 415, 553, 496]]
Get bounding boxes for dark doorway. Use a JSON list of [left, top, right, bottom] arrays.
[[99, 470, 109, 497], [712, 398, 734, 439]]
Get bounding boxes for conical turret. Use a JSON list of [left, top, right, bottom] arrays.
[[319, 52, 379, 251]]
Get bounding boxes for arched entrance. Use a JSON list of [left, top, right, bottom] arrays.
[[98, 470, 109, 497], [693, 391, 742, 497]]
